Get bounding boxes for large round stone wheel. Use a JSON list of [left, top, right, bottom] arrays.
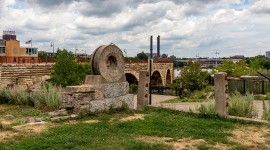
[[91, 44, 125, 82]]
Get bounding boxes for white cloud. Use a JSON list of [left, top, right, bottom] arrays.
[[0, 0, 269, 57]]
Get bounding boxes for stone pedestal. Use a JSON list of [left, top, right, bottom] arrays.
[[62, 76, 135, 113], [214, 72, 229, 117], [137, 71, 149, 108]]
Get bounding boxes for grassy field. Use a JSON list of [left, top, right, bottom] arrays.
[[0, 104, 270, 150]]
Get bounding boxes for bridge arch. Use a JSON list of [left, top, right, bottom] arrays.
[[151, 70, 163, 86], [125, 73, 138, 85], [166, 69, 172, 86]]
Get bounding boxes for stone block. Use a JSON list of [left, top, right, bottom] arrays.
[[214, 72, 228, 117]]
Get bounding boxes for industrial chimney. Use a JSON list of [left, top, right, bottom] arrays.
[[157, 35, 160, 58]]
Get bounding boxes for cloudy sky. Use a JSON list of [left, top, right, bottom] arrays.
[[0, 0, 270, 58]]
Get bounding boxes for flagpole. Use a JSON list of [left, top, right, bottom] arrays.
[[31, 38, 32, 48]]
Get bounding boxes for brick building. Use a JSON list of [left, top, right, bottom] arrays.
[[0, 30, 38, 63]]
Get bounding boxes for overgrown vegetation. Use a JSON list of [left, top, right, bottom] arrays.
[[31, 82, 62, 110], [198, 92, 257, 118], [179, 60, 209, 92], [229, 92, 257, 118], [0, 83, 62, 110], [50, 49, 91, 87], [262, 99, 270, 121]]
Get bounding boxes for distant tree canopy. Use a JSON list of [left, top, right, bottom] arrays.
[[161, 53, 168, 58], [172, 59, 186, 68], [136, 51, 148, 60], [215, 60, 248, 77], [179, 61, 209, 91], [50, 49, 91, 87]]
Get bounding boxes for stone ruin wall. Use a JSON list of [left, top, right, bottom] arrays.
[[0, 64, 52, 88]]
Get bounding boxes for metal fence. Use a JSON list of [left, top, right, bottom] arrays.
[[228, 79, 270, 94]]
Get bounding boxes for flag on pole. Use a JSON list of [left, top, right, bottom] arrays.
[[25, 40, 32, 44]]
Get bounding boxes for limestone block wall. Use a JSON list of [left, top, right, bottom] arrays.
[[124, 62, 174, 86], [0, 63, 53, 87]]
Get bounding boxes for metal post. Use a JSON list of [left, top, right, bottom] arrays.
[[149, 36, 153, 105], [243, 79, 246, 95]]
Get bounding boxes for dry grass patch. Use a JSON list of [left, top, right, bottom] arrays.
[[83, 120, 99, 124], [118, 114, 146, 122], [229, 126, 270, 149], [137, 135, 207, 150]]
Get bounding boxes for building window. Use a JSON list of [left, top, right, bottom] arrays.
[[26, 48, 38, 55], [0, 47, 5, 54]]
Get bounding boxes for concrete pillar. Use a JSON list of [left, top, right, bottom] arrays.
[[214, 72, 229, 117], [137, 71, 150, 108]]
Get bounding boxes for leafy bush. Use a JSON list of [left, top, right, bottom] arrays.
[[215, 60, 249, 77], [50, 49, 91, 87], [31, 82, 62, 110], [179, 61, 209, 91], [228, 91, 257, 118]]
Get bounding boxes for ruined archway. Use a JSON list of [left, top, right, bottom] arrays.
[[125, 73, 138, 85], [151, 70, 162, 86], [166, 69, 171, 86]]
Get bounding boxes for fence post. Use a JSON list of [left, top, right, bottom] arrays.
[[214, 72, 229, 117], [243, 79, 246, 95], [262, 80, 265, 94]]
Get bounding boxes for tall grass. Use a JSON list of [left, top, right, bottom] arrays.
[[262, 99, 270, 121], [229, 91, 257, 118], [0, 82, 62, 110], [198, 92, 257, 118], [0, 87, 30, 105], [31, 82, 62, 110]]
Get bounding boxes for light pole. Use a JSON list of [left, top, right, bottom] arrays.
[[215, 51, 220, 66], [50, 41, 54, 57]]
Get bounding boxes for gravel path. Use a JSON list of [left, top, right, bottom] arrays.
[[148, 94, 270, 119]]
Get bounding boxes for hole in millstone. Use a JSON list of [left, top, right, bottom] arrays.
[[106, 56, 117, 70]]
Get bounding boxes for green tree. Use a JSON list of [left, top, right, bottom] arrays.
[[215, 60, 248, 77], [136, 51, 148, 60], [161, 53, 168, 58], [179, 61, 209, 91], [50, 49, 91, 87]]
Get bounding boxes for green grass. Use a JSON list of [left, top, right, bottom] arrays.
[[164, 98, 205, 103], [0, 108, 242, 150]]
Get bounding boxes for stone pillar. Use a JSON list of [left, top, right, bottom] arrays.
[[214, 72, 229, 117], [137, 71, 150, 108]]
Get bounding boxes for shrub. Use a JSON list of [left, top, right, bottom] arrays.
[[228, 91, 257, 118], [129, 83, 138, 94], [198, 99, 215, 115], [0, 122, 3, 130], [31, 82, 62, 110], [0, 87, 32, 106]]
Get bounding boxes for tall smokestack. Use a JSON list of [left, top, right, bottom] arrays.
[[157, 35, 160, 58], [150, 36, 153, 59]]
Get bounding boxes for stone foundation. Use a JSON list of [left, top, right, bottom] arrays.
[[62, 81, 135, 113]]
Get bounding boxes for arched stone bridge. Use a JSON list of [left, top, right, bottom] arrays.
[[125, 59, 174, 86]]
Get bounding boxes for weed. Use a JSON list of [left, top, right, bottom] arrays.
[[262, 99, 270, 121], [229, 92, 257, 118], [197, 99, 216, 116], [31, 82, 62, 110]]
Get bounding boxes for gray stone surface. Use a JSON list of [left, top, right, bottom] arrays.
[[214, 72, 228, 117], [137, 71, 149, 108]]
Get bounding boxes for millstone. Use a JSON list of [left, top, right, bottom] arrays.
[[91, 44, 125, 82]]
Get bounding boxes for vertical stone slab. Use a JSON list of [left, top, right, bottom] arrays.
[[137, 71, 150, 108], [214, 72, 228, 117]]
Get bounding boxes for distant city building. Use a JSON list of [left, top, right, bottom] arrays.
[[266, 51, 270, 58], [230, 55, 245, 59], [0, 30, 38, 63]]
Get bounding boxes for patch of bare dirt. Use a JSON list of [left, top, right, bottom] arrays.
[[0, 131, 19, 142], [137, 136, 206, 150], [0, 119, 12, 126], [118, 114, 145, 122], [83, 120, 99, 124], [12, 122, 51, 133], [229, 126, 270, 149]]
